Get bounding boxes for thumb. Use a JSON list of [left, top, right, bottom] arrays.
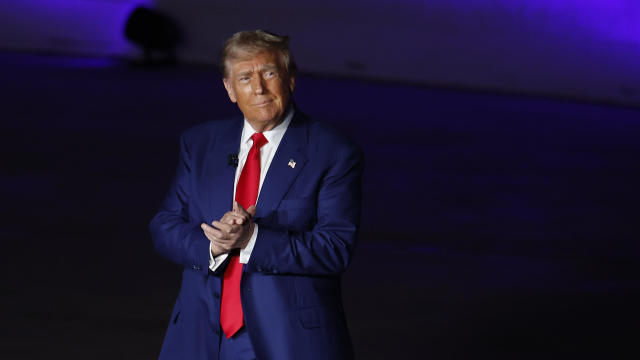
[[246, 205, 257, 217], [234, 201, 246, 214]]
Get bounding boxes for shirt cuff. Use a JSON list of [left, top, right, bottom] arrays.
[[239, 223, 258, 264], [209, 243, 229, 272]]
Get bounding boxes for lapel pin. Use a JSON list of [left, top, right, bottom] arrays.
[[288, 159, 296, 168]]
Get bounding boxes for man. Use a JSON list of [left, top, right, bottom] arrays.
[[150, 30, 363, 360]]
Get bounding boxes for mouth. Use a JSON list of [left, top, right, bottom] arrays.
[[253, 99, 273, 107]]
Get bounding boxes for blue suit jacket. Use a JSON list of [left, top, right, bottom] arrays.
[[150, 110, 363, 360]]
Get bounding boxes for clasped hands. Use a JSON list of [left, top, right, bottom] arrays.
[[201, 202, 256, 257]]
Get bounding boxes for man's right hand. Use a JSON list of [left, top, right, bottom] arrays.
[[201, 202, 256, 257]]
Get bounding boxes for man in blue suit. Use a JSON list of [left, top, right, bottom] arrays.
[[150, 30, 363, 360]]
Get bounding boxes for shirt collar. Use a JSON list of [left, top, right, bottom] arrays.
[[241, 106, 294, 145]]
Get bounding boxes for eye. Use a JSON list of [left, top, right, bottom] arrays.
[[239, 76, 250, 83], [264, 71, 276, 79]]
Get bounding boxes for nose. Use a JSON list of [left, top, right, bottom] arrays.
[[251, 76, 265, 95]]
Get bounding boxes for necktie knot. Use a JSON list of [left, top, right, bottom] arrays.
[[251, 132, 268, 149]]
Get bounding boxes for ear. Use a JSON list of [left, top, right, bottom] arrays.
[[223, 78, 237, 103], [289, 75, 296, 93]]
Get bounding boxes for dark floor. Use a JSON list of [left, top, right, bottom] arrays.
[[1, 53, 639, 359]]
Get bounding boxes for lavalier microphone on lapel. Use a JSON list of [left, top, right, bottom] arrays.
[[228, 154, 239, 167]]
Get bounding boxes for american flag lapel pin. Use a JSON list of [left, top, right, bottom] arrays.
[[288, 159, 296, 168]]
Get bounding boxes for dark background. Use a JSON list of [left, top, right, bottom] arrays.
[[2, 2, 640, 359]]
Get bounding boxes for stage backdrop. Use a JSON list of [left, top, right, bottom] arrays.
[[0, 0, 638, 106]]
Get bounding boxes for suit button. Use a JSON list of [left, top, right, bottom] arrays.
[[192, 265, 201, 271], [213, 292, 220, 299], [256, 266, 263, 272], [271, 269, 279, 274]]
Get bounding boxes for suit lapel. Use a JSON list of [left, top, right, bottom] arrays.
[[255, 112, 309, 219], [203, 118, 243, 221]]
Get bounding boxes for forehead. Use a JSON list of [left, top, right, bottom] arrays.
[[227, 51, 282, 75]]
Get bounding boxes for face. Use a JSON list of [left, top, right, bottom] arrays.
[[223, 51, 295, 132]]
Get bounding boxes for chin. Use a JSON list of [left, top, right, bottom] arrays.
[[257, 111, 282, 122], [252, 114, 274, 123]]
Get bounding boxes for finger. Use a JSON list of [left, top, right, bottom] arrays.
[[246, 205, 257, 217], [210, 241, 228, 256], [201, 223, 213, 240], [210, 236, 231, 248], [202, 223, 228, 240], [219, 215, 235, 225], [212, 220, 233, 233], [201, 223, 221, 241], [235, 202, 247, 214], [201, 223, 215, 232], [221, 208, 250, 224], [235, 203, 255, 218], [212, 221, 242, 234], [221, 212, 247, 225]]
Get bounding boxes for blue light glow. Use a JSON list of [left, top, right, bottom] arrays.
[[0, 0, 152, 56]]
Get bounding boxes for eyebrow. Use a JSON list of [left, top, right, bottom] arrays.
[[236, 64, 279, 77]]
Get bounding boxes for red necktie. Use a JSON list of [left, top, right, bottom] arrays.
[[220, 132, 268, 338]]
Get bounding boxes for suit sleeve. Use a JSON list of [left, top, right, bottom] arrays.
[[149, 133, 211, 276], [245, 142, 363, 276]]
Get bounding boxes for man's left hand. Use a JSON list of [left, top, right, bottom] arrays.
[[201, 202, 256, 256]]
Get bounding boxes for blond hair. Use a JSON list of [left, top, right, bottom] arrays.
[[220, 30, 297, 78]]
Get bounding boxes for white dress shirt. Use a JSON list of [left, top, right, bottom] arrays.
[[209, 107, 294, 271]]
